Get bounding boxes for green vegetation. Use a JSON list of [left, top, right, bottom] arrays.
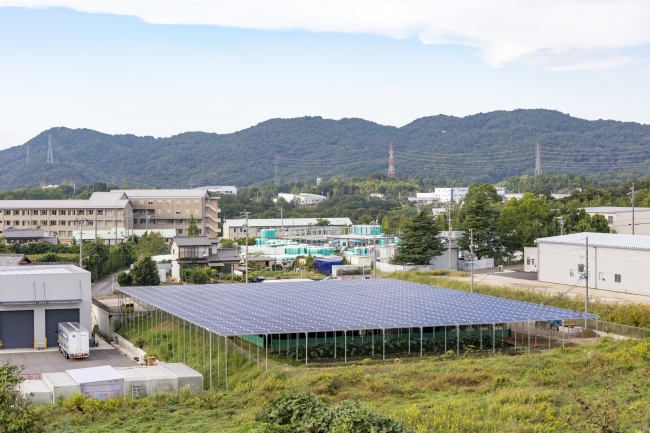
[[391, 211, 443, 265], [129, 256, 161, 286], [3, 110, 650, 189], [0, 361, 42, 433], [187, 215, 200, 235], [388, 271, 650, 328], [14, 336, 650, 432]]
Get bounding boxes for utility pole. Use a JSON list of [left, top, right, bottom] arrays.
[[585, 236, 589, 313], [448, 201, 452, 270], [470, 228, 474, 293], [78, 218, 86, 268], [279, 206, 284, 236], [632, 184, 634, 234], [241, 211, 250, 283], [94, 209, 97, 240], [372, 216, 378, 279], [146, 214, 150, 233]]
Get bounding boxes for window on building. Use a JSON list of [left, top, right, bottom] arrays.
[[13, 210, 20, 216], [185, 199, 190, 204], [106, 210, 114, 216], [49, 220, 56, 226], [176, 229, 183, 235], [96, 221, 104, 226], [615, 274, 622, 283], [117, 210, 123, 215], [68, 231, 73, 236], [32, 210, 38, 215], [140, 219, 146, 224], [176, 210, 181, 215], [88, 210, 94, 215], [41, 210, 47, 215], [50, 210, 57, 216], [132, 385, 141, 398], [194, 209, 199, 214], [166, 209, 171, 214], [570, 269, 575, 277], [32, 221, 38, 226], [599, 272, 605, 281], [78, 210, 84, 215], [176, 199, 181, 204], [167, 199, 171, 204], [157, 199, 163, 204], [14, 220, 20, 226], [117, 221, 123, 227], [148, 200, 153, 205], [139, 200, 144, 205], [607, 216, 613, 223], [631, 256, 638, 261], [106, 221, 113, 226], [185, 210, 190, 214], [41, 220, 48, 226], [194, 199, 200, 204], [614, 255, 621, 260], [157, 209, 162, 214], [181, 247, 198, 258], [59, 220, 66, 226], [167, 219, 174, 224]]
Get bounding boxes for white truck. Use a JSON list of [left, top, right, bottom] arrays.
[[58, 322, 90, 359]]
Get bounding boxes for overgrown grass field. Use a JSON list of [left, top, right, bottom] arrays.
[[37, 337, 650, 432]]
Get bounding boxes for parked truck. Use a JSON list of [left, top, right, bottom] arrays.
[[58, 322, 90, 359]]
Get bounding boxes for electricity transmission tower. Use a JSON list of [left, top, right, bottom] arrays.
[[46, 133, 54, 164], [388, 143, 396, 178], [534, 142, 541, 176], [274, 155, 280, 185]]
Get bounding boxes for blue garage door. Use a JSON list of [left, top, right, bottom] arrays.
[[0, 310, 34, 349], [45, 308, 80, 347]]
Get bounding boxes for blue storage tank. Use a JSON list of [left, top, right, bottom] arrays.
[[313, 257, 344, 275]]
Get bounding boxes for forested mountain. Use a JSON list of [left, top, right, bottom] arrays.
[[2, 109, 650, 189]]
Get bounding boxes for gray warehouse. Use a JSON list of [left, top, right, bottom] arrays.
[[0, 265, 91, 349], [535, 233, 650, 297]]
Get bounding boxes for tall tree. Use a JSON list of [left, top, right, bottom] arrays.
[[187, 215, 199, 235], [131, 256, 161, 286], [458, 184, 502, 259], [0, 361, 43, 432], [391, 211, 444, 265], [498, 192, 550, 256]]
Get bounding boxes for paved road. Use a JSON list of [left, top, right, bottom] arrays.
[[0, 347, 137, 374], [92, 272, 120, 297]]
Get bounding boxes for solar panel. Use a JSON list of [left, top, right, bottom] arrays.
[[118, 279, 599, 336]]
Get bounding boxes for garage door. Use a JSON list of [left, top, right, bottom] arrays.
[[0, 310, 34, 349], [45, 308, 80, 347]]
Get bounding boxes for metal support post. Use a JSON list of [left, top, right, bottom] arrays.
[[382, 329, 385, 360], [514, 325, 517, 351], [444, 328, 447, 352], [562, 324, 565, 348], [420, 327, 423, 358], [265, 334, 268, 371], [480, 326, 482, 350], [296, 333, 299, 361], [408, 328, 411, 355], [225, 336, 228, 391], [344, 331, 347, 363], [492, 324, 495, 354], [371, 330, 374, 357], [456, 326, 460, 356], [548, 322, 551, 349], [305, 332, 308, 365], [217, 334, 220, 387], [209, 332, 212, 390], [596, 319, 599, 342], [527, 322, 531, 354], [334, 331, 337, 359]]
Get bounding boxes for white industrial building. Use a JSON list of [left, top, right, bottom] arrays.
[[276, 193, 327, 206], [584, 207, 650, 236], [0, 265, 91, 349], [223, 217, 353, 239], [195, 185, 237, 195], [532, 233, 650, 296], [408, 187, 508, 205]]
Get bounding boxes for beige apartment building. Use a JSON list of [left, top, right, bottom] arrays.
[[0, 189, 220, 244]]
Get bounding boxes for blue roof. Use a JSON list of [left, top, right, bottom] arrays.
[[118, 279, 598, 336]]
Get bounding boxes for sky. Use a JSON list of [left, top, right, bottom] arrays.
[[1, 1, 650, 150]]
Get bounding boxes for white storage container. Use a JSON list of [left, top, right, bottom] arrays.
[[160, 363, 203, 392], [115, 367, 152, 397], [42, 372, 80, 403], [136, 366, 178, 393]]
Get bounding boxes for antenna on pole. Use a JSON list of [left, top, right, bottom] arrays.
[[388, 143, 396, 178], [46, 133, 54, 164], [534, 142, 541, 176], [274, 155, 280, 186]]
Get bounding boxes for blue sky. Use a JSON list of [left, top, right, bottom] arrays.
[[1, 2, 649, 150]]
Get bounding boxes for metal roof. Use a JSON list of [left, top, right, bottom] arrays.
[[225, 218, 353, 228], [0, 192, 129, 210], [172, 236, 215, 246], [66, 366, 124, 384], [536, 232, 650, 251], [118, 279, 598, 336], [112, 189, 210, 198], [584, 207, 650, 214], [2, 229, 46, 238], [0, 265, 87, 275]]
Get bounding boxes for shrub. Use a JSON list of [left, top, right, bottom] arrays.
[[117, 271, 132, 287]]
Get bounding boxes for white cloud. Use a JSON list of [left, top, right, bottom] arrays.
[[2, 0, 650, 70]]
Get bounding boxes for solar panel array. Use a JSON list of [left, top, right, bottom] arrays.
[[118, 279, 599, 336]]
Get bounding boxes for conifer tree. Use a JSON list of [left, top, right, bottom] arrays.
[[391, 211, 443, 265]]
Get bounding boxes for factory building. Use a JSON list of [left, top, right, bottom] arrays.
[[533, 233, 650, 297], [0, 265, 91, 349]]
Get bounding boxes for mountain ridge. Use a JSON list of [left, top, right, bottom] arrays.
[[2, 109, 650, 189]]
